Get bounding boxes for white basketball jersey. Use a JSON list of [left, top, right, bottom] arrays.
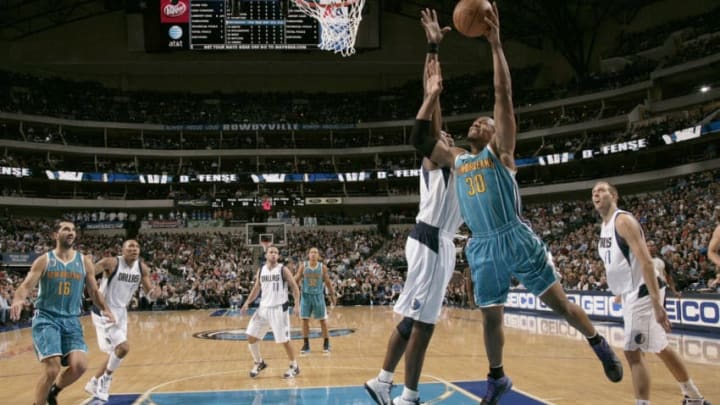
[[101, 256, 142, 308], [259, 263, 288, 307], [598, 210, 643, 295], [416, 165, 463, 234]]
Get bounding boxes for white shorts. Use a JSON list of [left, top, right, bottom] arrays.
[[622, 287, 668, 353], [92, 307, 128, 353], [394, 234, 456, 324], [246, 305, 291, 343]]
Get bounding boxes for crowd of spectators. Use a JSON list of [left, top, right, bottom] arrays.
[[1, 12, 717, 131], [2, 168, 720, 330]]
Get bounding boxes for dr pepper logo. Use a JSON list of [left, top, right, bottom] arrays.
[[160, 0, 189, 23]]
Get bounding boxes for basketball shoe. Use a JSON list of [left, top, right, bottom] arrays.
[[590, 335, 623, 382], [482, 375, 512, 405], [283, 364, 300, 378], [323, 340, 331, 353], [392, 396, 421, 405], [249, 360, 267, 378], [300, 343, 310, 354], [96, 374, 113, 401], [683, 396, 711, 405], [84, 376, 98, 396], [365, 377, 393, 405]]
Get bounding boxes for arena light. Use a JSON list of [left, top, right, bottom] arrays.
[[700, 85, 711, 93]]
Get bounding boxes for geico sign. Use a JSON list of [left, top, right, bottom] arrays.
[[665, 299, 720, 327]]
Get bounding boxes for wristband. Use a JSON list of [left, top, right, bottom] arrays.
[[427, 43, 439, 54]]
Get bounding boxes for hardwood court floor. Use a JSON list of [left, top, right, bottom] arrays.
[[1, 306, 717, 404]]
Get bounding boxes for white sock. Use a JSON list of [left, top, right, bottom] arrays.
[[679, 379, 702, 398], [290, 360, 298, 368], [636, 400, 650, 405], [402, 387, 419, 401], [107, 351, 123, 373], [248, 342, 261, 363], [378, 369, 394, 383]]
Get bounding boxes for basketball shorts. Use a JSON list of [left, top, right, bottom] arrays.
[[32, 311, 87, 362], [622, 286, 668, 353], [394, 221, 457, 324], [246, 304, 291, 343], [300, 293, 327, 320], [92, 306, 128, 353], [466, 220, 558, 307]]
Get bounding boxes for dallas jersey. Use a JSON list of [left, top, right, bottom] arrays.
[[100, 256, 142, 308], [394, 165, 463, 324], [416, 166, 463, 234], [259, 263, 288, 307], [92, 256, 143, 352], [598, 209, 644, 295], [599, 209, 669, 352], [36, 250, 86, 317], [454, 147, 524, 234]]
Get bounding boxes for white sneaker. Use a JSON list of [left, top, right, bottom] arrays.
[[392, 397, 420, 405], [84, 376, 98, 396], [364, 377, 392, 405], [283, 364, 300, 379], [96, 374, 113, 401]]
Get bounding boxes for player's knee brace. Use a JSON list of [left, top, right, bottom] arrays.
[[396, 317, 414, 340]]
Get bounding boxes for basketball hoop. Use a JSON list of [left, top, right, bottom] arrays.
[[294, 0, 366, 57]]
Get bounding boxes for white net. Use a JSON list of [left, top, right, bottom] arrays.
[[294, 0, 366, 57]]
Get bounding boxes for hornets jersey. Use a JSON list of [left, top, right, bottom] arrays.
[[302, 261, 324, 295], [36, 250, 86, 317], [454, 147, 526, 234]]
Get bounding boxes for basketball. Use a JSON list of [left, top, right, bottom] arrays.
[[452, 0, 492, 38]]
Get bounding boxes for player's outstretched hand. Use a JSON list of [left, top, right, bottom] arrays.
[[420, 8, 451, 44]]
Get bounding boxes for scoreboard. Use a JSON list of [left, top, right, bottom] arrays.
[[158, 0, 321, 51]]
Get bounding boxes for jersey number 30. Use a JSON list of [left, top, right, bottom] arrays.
[[465, 174, 486, 196]]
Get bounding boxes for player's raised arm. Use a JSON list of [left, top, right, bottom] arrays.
[[9, 254, 47, 321], [484, 2, 517, 169]]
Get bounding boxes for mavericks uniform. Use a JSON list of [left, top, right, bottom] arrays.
[[32, 250, 88, 362], [247, 263, 291, 343], [455, 147, 558, 307], [394, 165, 463, 324], [92, 256, 142, 352], [599, 209, 668, 353], [300, 261, 327, 320]]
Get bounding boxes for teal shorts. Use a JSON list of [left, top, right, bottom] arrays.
[[467, 221, 558, 307], [300, 294, 327, 320], [32, 311, 87, 362]]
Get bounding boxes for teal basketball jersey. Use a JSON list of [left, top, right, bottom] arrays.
[[302, 261, 324, 295], [454, 147, 525, 234], [35, 250, 86, 317]]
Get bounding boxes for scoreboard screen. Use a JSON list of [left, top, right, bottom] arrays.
[[149, 0, 379, 51]]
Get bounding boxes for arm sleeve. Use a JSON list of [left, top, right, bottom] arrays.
[[410, 119, 437, 158]]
